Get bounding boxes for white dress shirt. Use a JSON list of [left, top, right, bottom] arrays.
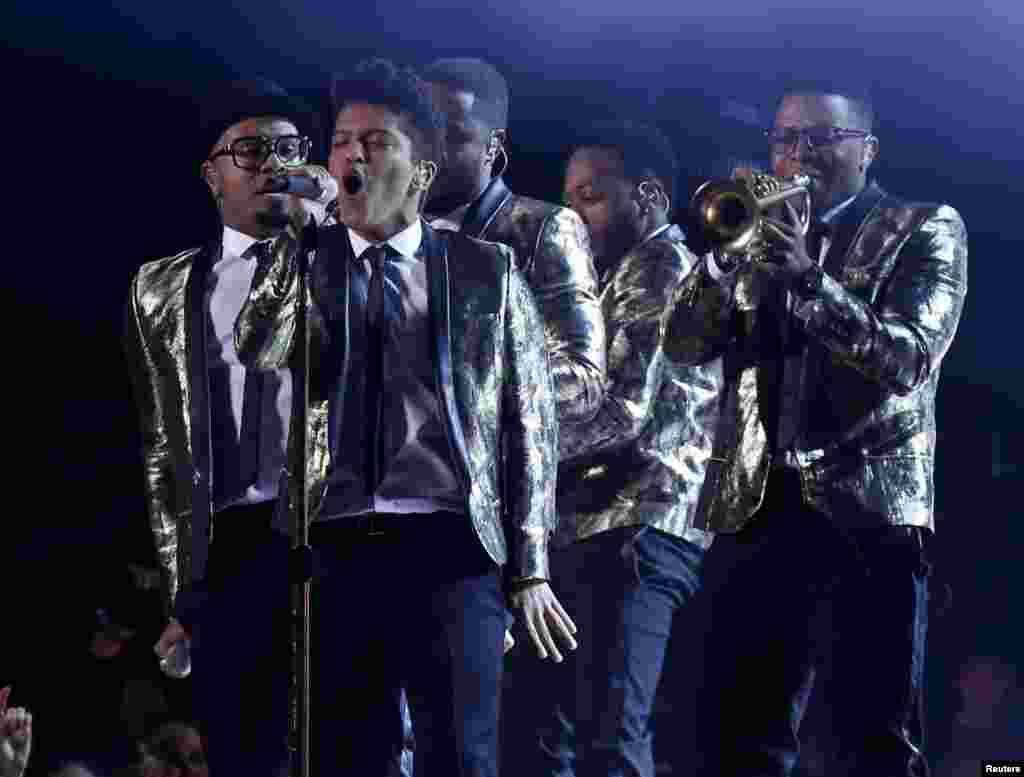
[[321, 219, 464, 518], [207, 225, 292, 510]]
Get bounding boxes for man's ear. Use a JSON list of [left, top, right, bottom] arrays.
[[414, 159, 438, 190], [201, 160, 220, 199], [636, 178, 670, 214], [862, 134, 880, 172], [487, 129, 507, 162]]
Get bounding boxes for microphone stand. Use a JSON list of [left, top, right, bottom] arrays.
[[288, 218, 317, 777]]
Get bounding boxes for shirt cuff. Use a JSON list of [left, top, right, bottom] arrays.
[[705, 252, 740, 285]]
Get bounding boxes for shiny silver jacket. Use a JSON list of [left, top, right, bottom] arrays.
[[453, 176, 606, 426], [663, 183, 968, 533], [556, 225, 720, 549], [235, 220, 559, 581], [125, 239, 220, 616]]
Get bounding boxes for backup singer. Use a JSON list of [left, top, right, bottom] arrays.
[[664, 82, 968, 776], [124, 80, 334, 776], [516, 120, 721, 777], [422, 57, 606, 428]]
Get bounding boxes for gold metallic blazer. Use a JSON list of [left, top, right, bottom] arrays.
[[235, 221, 559, 583], [124, 240, 219, 616], [456, 176, 606, 426], [555, 225, 719, 548], [663, 182, 968, 533]]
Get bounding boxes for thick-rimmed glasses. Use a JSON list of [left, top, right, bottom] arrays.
[[765, 126, 871, 152], [208, 134, 311, 170]]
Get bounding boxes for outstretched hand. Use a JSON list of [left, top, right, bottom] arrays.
[[0, 688, 32, 777], [508, 582, 578, 662]]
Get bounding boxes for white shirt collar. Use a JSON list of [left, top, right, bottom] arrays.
[[221, 225, 263, 262], [639, 223, 673, 246], [820, 193, 857, 225], [347, 219, 424, 261], [428, 203, 471, 233]]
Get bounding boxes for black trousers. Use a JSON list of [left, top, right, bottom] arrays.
[[191, 500, 292, 777], [309, 512, 506, 777], [696, 468, 932, 777]]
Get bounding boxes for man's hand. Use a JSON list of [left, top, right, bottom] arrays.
[[0, 689, 32, 777], [762, 200, 814, 281], [508, 582, 578, 662], [153, 618, 188, 661], [503, 628, 515, 654]]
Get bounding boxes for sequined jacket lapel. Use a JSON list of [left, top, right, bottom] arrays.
[[235, 220, 559, 582]]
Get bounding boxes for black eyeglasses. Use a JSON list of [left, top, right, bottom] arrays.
[[765, 126, 871, 151], [208, 134, 311, 170]]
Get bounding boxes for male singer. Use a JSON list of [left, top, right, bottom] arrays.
[[124, 80, 335, 776], [663, 82, 968, 776], [232, 59, 576, 776]]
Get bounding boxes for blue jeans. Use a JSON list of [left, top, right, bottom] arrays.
[[310, 513, 505, 777], [191, 504, 292, 777], [515, 525, 705, 777], [697, 468, 932, 777]]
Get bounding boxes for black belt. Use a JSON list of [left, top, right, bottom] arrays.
[[210, 500, 277, 543], [206, 500, 282, 585], [309, 510, 464, 544]]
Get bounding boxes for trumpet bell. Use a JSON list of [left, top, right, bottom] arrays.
[[690, 172, 812, 259], [689, 179, 761, 255]]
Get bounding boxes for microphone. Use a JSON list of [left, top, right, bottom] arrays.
[[263, 175, 324, 200]]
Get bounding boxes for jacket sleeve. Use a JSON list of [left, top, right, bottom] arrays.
[[661, 255, 740, 366], [530, 208, 607, 425], [233, 231, 329, 370], [792, 205, 968, 395], [502, 255, 559, 582], [559, 245, 695, 461], [123, 277, 182, 618]]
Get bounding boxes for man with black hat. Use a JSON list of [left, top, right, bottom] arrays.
[[124, 78, 336, 776]]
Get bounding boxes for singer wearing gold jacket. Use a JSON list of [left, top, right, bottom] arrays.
[[423, 58, 606, 427], [123, 80, 339, 777], [509, 121, 721, 777], [230, 59, 575, 776], [664, 86, 968, 777]]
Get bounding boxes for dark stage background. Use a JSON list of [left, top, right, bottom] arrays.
[[5, 0, 1023, 773]]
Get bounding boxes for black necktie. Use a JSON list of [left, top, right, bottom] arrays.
[[773, 221, 832, 454], [212, 240, 269, 506], [362, 244, 393, 496]]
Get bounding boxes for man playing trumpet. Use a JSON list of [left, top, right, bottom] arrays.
[[666, 81, 968, 776]]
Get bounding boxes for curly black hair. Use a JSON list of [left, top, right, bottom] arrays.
[[422, 57, 510, 130], [331, 58, 445, 166], [569, 119, 680, 206]]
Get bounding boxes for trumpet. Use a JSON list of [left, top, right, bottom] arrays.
[[690, 171, 811, 261]]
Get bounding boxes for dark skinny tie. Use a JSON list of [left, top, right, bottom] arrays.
[[362, 243, 392, 496], [213, 240, 269, 505]]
